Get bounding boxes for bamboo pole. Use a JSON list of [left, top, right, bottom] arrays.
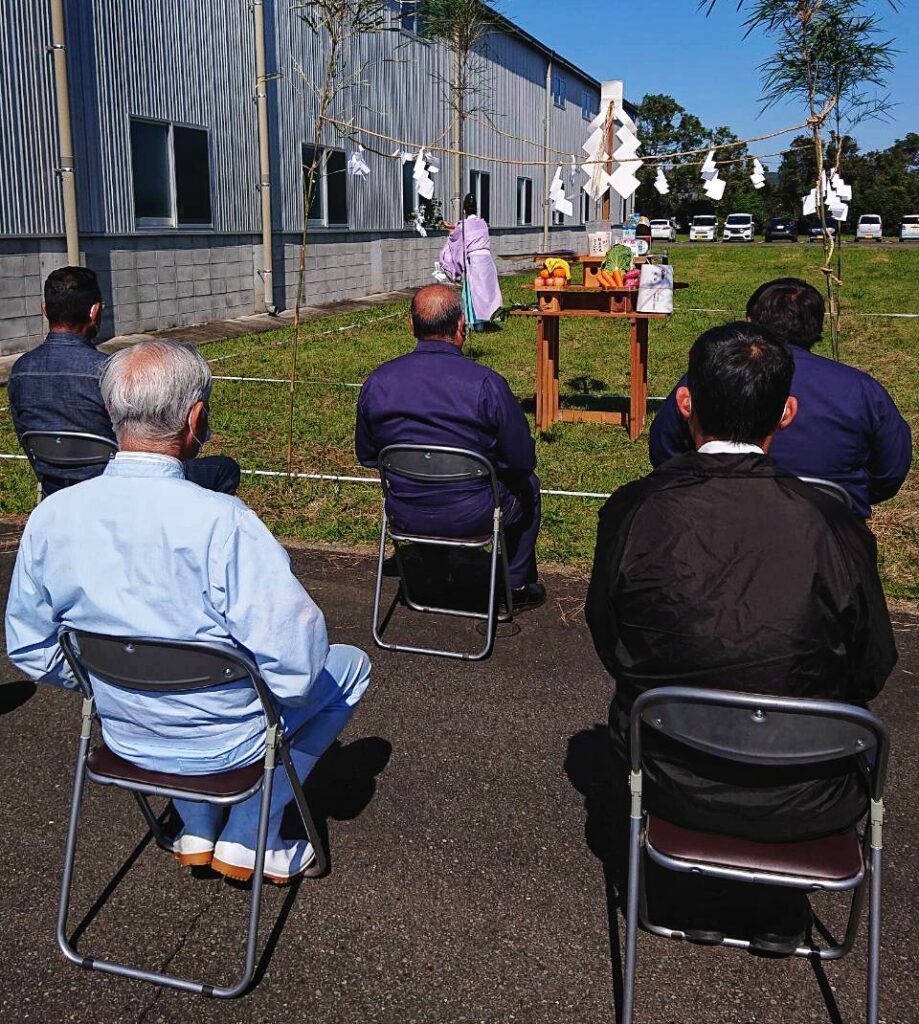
[[49, 0, 80, 265], [252, 0, 276, 314]]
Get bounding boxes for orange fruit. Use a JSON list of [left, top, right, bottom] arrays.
[[540, 268, 550, 279]]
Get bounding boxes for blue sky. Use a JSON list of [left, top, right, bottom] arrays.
[[501, 0, 916, 165]]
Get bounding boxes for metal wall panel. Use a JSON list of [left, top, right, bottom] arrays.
[[0, 0, 62, 235], [2, 1, 604, 238]]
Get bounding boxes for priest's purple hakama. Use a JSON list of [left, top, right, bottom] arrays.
[[438, 215, 503, 326]]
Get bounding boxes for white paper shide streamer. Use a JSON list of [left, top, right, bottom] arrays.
[[750, 158, 765, 190], [347, 145, 370, 179], [549, 165, 573, 217], [802, 171, 852, 222], [653, 167, 669, 196]]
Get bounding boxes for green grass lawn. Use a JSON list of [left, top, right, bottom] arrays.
[[1, 244, 916, 597]]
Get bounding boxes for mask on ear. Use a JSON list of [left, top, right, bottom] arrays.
[[188, 410, 211, 452]]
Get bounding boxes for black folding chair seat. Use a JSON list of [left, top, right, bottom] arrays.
[[56, 631, 328, 998], [372, 444, 514, 660], [388, 529, 493, 545], [87, 744, 264, 799], [620, 687, 889, 1024], [646, 815, 864, 884]]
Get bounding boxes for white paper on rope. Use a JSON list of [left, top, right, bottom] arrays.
[[609, 164, 641, 200], [347, 146, 370, 178], [703, 175, 726, 201], [700, 150, 717, 180], [653, 167, 670, 195]]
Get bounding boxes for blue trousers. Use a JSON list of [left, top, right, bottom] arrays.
[[174, 644, 370, 849]]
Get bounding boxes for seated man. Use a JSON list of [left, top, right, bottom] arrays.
[[649, 277, 912, 517], [8, 266, 240, 496], [587, 322, 896, 845], [355, 284, 545, 609], [6, 340, 370, 884]]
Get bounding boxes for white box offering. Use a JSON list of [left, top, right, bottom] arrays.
[[636, 263, 674, 314]]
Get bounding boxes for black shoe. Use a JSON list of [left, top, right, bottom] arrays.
[[507, 581, 546, 613], [748, 889, 811, 956]]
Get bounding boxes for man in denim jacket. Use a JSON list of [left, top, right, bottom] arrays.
[[8, 266, 239, 496]]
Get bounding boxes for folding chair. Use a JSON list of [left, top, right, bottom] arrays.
[[20, 430, 117, 502], [798, 475, 854, 510], [372, 444, 513, 661], [56, 630, 328, 998], [621, 687, 889, 1024]]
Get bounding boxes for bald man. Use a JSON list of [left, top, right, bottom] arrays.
[[355, 285, 545, 610]]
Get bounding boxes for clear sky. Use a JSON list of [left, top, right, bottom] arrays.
[[500, 0, 916, 165]]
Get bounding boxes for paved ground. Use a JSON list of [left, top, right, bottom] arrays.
[[1, 543, 917, 1024]]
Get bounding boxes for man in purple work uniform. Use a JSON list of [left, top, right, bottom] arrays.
[[355, 284, 545, 610], [649, 278, 911, 517]]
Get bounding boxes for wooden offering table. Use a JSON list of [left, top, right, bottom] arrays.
[[513, 269, 687, 439]]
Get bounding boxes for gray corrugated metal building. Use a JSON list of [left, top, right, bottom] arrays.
[[0, 1, 629, 354]]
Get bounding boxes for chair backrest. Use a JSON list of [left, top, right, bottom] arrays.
[[798, 476, 854, 510], [21, 431, 117, 470], [59, 630, 278, 725], [630, 687, 888, 800], [378, 444, 500, 503]]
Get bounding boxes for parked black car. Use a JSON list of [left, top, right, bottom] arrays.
[[764, 216, 798, 242]]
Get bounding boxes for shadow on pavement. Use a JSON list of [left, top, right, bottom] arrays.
[[0, 680, 36, 716]]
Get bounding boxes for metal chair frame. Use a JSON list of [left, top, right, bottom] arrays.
[[798, 475, 854, 510], [371, 444, 514, 661], [20, 430, 117, 503], [57, 630, 328, 998], [621, 687, 889, 1024]]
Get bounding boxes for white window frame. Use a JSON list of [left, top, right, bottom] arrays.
[[303, 144, 349, 228], [129, 118, 214, 231], [469, 169, 491, 223], [516, 176, 533, 226], [581, 89, 597, 122]]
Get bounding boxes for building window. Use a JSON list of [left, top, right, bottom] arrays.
[[402, 160, 436, 226], [129, 118, 212, 228], [396, 0, 424, 32], [303, 145, 348, 227], [581, 89, 598, 122], [552, 72, 566, 109], [469, 169, 490, 223], [516, 177, 533, 225], [552, 210, 565, 225], [580, 190, 596, 223]]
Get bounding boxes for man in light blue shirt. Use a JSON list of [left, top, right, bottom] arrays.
[[5, 339, 371, 884]]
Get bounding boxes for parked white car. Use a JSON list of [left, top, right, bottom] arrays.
[[855, 214, 883, 242], [722, 213, 755, 242], [899, 215, 919, 242], [689, 215, 717, 242], [649, 218, 676, 242]]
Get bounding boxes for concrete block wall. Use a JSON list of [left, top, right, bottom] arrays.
[[280, 226, 587, 309], [1, 226, 587, 356]]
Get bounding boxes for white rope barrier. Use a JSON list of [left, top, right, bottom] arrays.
[[214, 375, 362, 388], [0, 454, 612, 499], [206, 310, 405, 365]]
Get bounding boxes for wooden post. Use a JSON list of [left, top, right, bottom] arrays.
[[628, 317, 649, 439]]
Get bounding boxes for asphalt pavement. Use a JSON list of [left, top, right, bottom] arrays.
[[1, 542, 917, 1024]]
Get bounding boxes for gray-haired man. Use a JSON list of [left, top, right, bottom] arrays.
[[6, 340, 371, 884]]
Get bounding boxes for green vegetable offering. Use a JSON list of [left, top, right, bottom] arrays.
[[602, 245, 634, 273]]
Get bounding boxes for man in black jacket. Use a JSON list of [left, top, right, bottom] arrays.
[[586, 322, 896, 845]]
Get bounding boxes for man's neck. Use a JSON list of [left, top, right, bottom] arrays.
[[120, 441, 184, 459], [49, 323, 90, 339]]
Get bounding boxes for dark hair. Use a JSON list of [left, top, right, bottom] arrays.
[[745, 277, 824, 350], [44, 266, 102, 327], [462, 192, 477, 216], [687, 322, 794, 443], [410, 284, 464, 339]]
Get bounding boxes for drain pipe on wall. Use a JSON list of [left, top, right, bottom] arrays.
[[252, 0, 277, 315], [542, 57, 553, 252], [49, 0, 80, 266]]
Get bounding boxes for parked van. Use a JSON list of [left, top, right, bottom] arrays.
[[689, 215, 717, 242], [855, 214, 882, 242]]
